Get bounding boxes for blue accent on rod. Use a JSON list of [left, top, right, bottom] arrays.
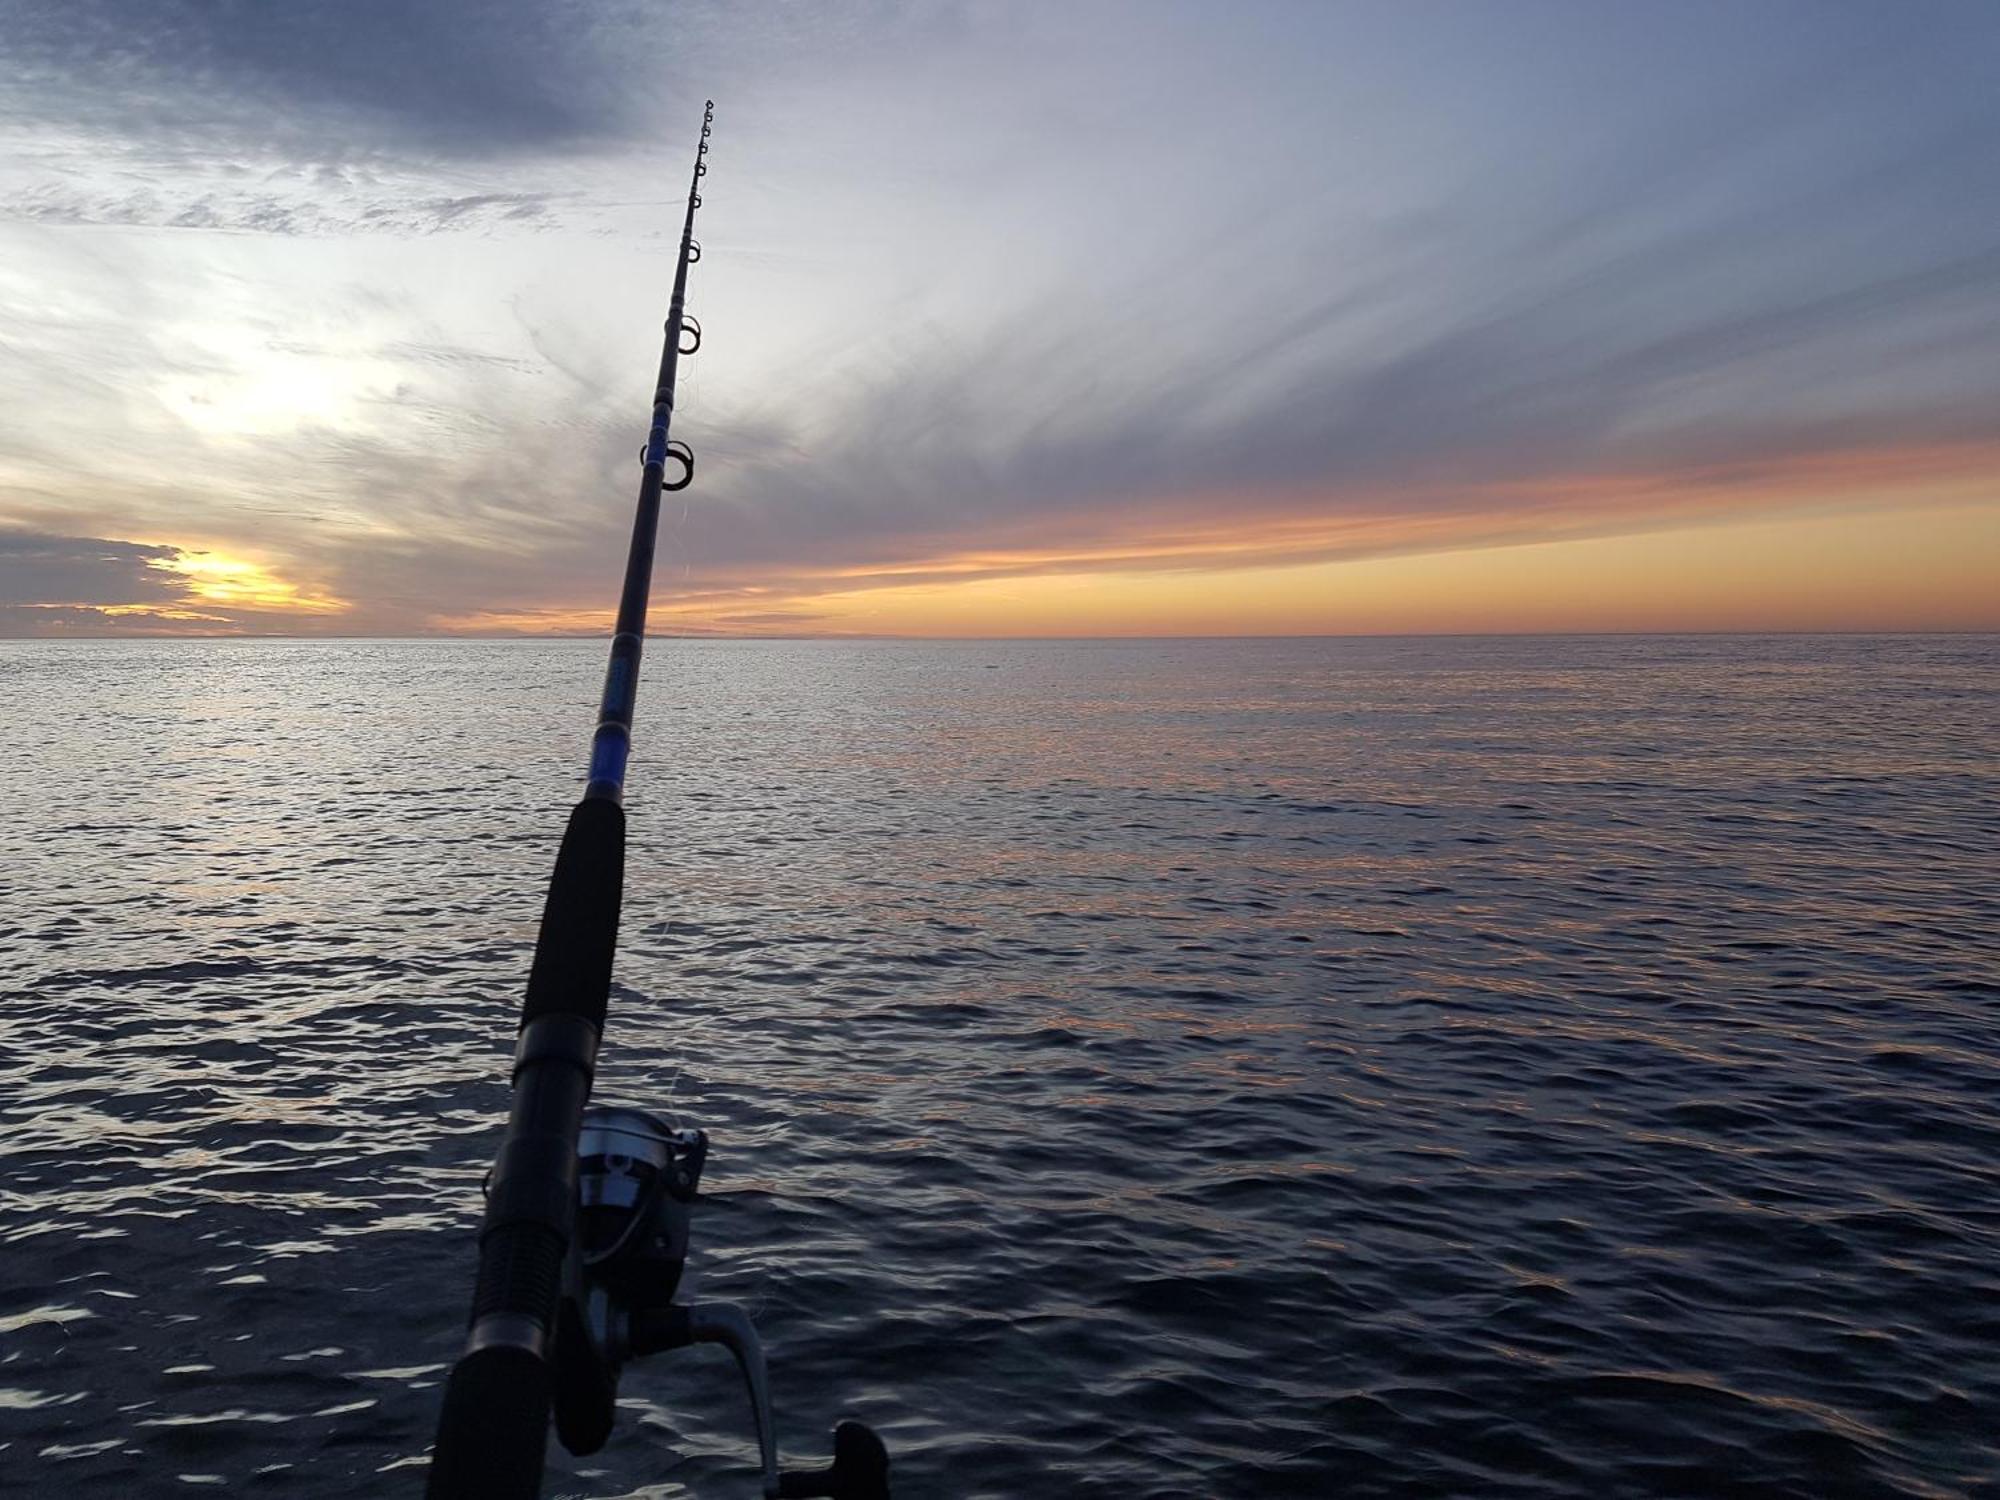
[[588, 729, 630, 792]]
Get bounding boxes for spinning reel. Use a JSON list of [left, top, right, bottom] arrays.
[[546, 1107, 890, 1499]]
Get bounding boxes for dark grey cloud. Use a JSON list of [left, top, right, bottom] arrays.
[[0, 603, 216, 636], [0, 530, 189, 607], [2, 0, 657, 157], [0, 531, 362, 636]]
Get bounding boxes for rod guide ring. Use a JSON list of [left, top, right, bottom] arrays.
[[662, 440, 694, 492]]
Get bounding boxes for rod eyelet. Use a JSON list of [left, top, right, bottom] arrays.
[[687, 240, 701, 264], [662, 440, 694, 492]]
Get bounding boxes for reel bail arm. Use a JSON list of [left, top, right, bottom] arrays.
[[555, 1105, 890, 1499]]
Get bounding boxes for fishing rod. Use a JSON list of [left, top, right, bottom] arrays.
[[426, 103, 889, 1500]]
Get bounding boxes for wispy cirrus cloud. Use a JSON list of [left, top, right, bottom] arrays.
[[8, 176, 573, 237]]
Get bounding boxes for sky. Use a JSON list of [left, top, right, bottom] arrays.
[[0, 0, 1995, 638]]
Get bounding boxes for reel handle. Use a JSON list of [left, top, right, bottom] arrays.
[[776, 1421, 891, 1500], [623, 1307, 890, 1498]]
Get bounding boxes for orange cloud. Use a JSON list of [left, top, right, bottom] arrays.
[[705, 499, 1998, 638]]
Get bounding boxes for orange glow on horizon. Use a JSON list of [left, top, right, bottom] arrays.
[[638, 498, 1999, 637], [427, 605, 621, 635], [610, 437, 1999, 637], [784, 438, 2000, 592], [39, 441, 1989, 638]]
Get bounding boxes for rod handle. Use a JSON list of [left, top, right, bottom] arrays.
[[426, 1344, 552, 1499]]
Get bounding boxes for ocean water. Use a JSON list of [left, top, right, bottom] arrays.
[[0, 634, 1994, 1499]]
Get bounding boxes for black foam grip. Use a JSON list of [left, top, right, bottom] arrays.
[[426, 1345, 552, 1500], [523, 797, 625, 1028], [471, 1223, 564, 1323]]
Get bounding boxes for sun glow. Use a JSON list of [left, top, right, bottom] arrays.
[[150, 551, 348, 615], [152, 323, 404, 437]]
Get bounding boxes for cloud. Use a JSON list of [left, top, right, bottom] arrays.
[[1, 0, 659, 157], [0, 527, 360, 636], [0, 2, 1995, 634], [0, 530, 189, 607], [0, 603, 229, 637], [661, 231, 2000, 585], [0, 0, 736, 244], [7, 178, 571, 237]]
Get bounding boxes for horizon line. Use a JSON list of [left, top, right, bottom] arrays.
[[4, 628, 1996, 644]]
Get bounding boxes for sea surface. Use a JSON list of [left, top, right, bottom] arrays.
[[0, 635, 1995, 1499]]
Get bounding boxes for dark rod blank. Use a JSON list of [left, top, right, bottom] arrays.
[[426, 102, 715, 1500], [588, 98, 716, 803]]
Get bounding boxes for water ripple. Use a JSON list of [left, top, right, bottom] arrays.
[[0, 635, 1995, 1496]]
